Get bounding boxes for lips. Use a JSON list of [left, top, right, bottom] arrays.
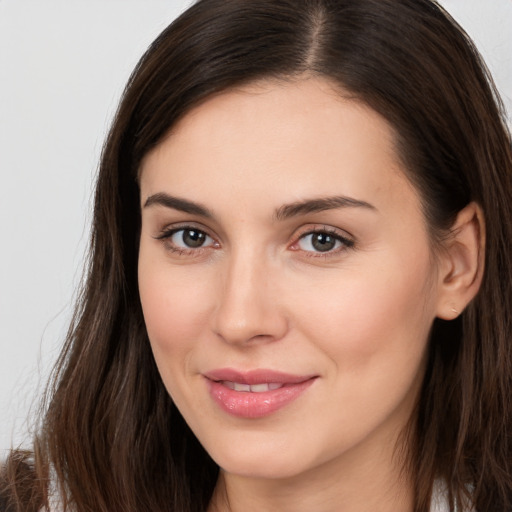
[[204, 368, 317, 418]]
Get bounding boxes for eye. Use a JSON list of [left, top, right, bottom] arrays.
[[170, 228, 214, 249], [155, 226, 217, 255], [294, 228, 354, 255]]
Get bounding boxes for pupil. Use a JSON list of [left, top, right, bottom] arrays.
[[312, 233, 335, 252], [183, 230, 205, 248]]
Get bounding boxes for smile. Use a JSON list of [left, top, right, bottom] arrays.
[[204, 369, 317, 419], [221, 381, 284, 392]]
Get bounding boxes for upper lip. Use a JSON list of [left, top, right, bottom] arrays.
[[204, 368, 317, 385]]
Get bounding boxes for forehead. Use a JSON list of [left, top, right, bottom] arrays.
[[139, 77, 421, 218]]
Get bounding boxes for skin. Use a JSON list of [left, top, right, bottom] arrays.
[[138, 78, 483, 512]]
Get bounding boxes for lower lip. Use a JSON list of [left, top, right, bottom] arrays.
[[207, 378, 316, 419]]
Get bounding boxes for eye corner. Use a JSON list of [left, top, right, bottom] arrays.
[[287, 241, 301, 252]]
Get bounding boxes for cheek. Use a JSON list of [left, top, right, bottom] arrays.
[[138, 255, 216, 363], [285, 253, 436, 445], [289, 249, 436, 368]]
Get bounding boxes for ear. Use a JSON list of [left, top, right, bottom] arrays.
[[435, 202, 485, 320]]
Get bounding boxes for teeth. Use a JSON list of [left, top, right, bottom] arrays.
[[250, 383, 271, 393], [222, 381, 284, 392]]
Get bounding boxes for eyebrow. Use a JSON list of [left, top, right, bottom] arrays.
[[143, 192, 376, 220], [273, 195, 377, 221], [144, 193, 213, 218]]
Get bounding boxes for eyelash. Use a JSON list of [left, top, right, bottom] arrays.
[[154, 225, 355, 258], [155, 225, 218, 256], [290, 227, 355, 258]]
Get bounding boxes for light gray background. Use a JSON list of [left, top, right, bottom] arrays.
[[1, 0, 511, 456]]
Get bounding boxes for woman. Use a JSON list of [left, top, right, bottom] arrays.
[[2, 0, 512, 511]]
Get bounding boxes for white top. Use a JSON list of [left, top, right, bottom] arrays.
[[430, 480, 475, 512], [430, 490, 450, 512]]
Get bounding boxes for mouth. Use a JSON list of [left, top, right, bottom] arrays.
[[203, 369, 317, 419], [220, 381, 285, 392]]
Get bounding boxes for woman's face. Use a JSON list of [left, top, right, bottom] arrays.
[[138, 78, 443, 481]]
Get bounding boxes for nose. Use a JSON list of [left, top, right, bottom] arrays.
[[212, 250, 288, 346]]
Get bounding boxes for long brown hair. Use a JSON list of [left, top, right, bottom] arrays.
[[2, 1, 512, 510]]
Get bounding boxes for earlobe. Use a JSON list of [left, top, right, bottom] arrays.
[[436, 202, 485, 320]]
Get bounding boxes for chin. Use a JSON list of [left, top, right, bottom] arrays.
[[201, 433, 323, 481], [217, 455, 308, 480]]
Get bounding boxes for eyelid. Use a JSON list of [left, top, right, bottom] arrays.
[[289, 224, 355, 256], [154, 221, 215, 240], [154, 223, 220, 256]]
